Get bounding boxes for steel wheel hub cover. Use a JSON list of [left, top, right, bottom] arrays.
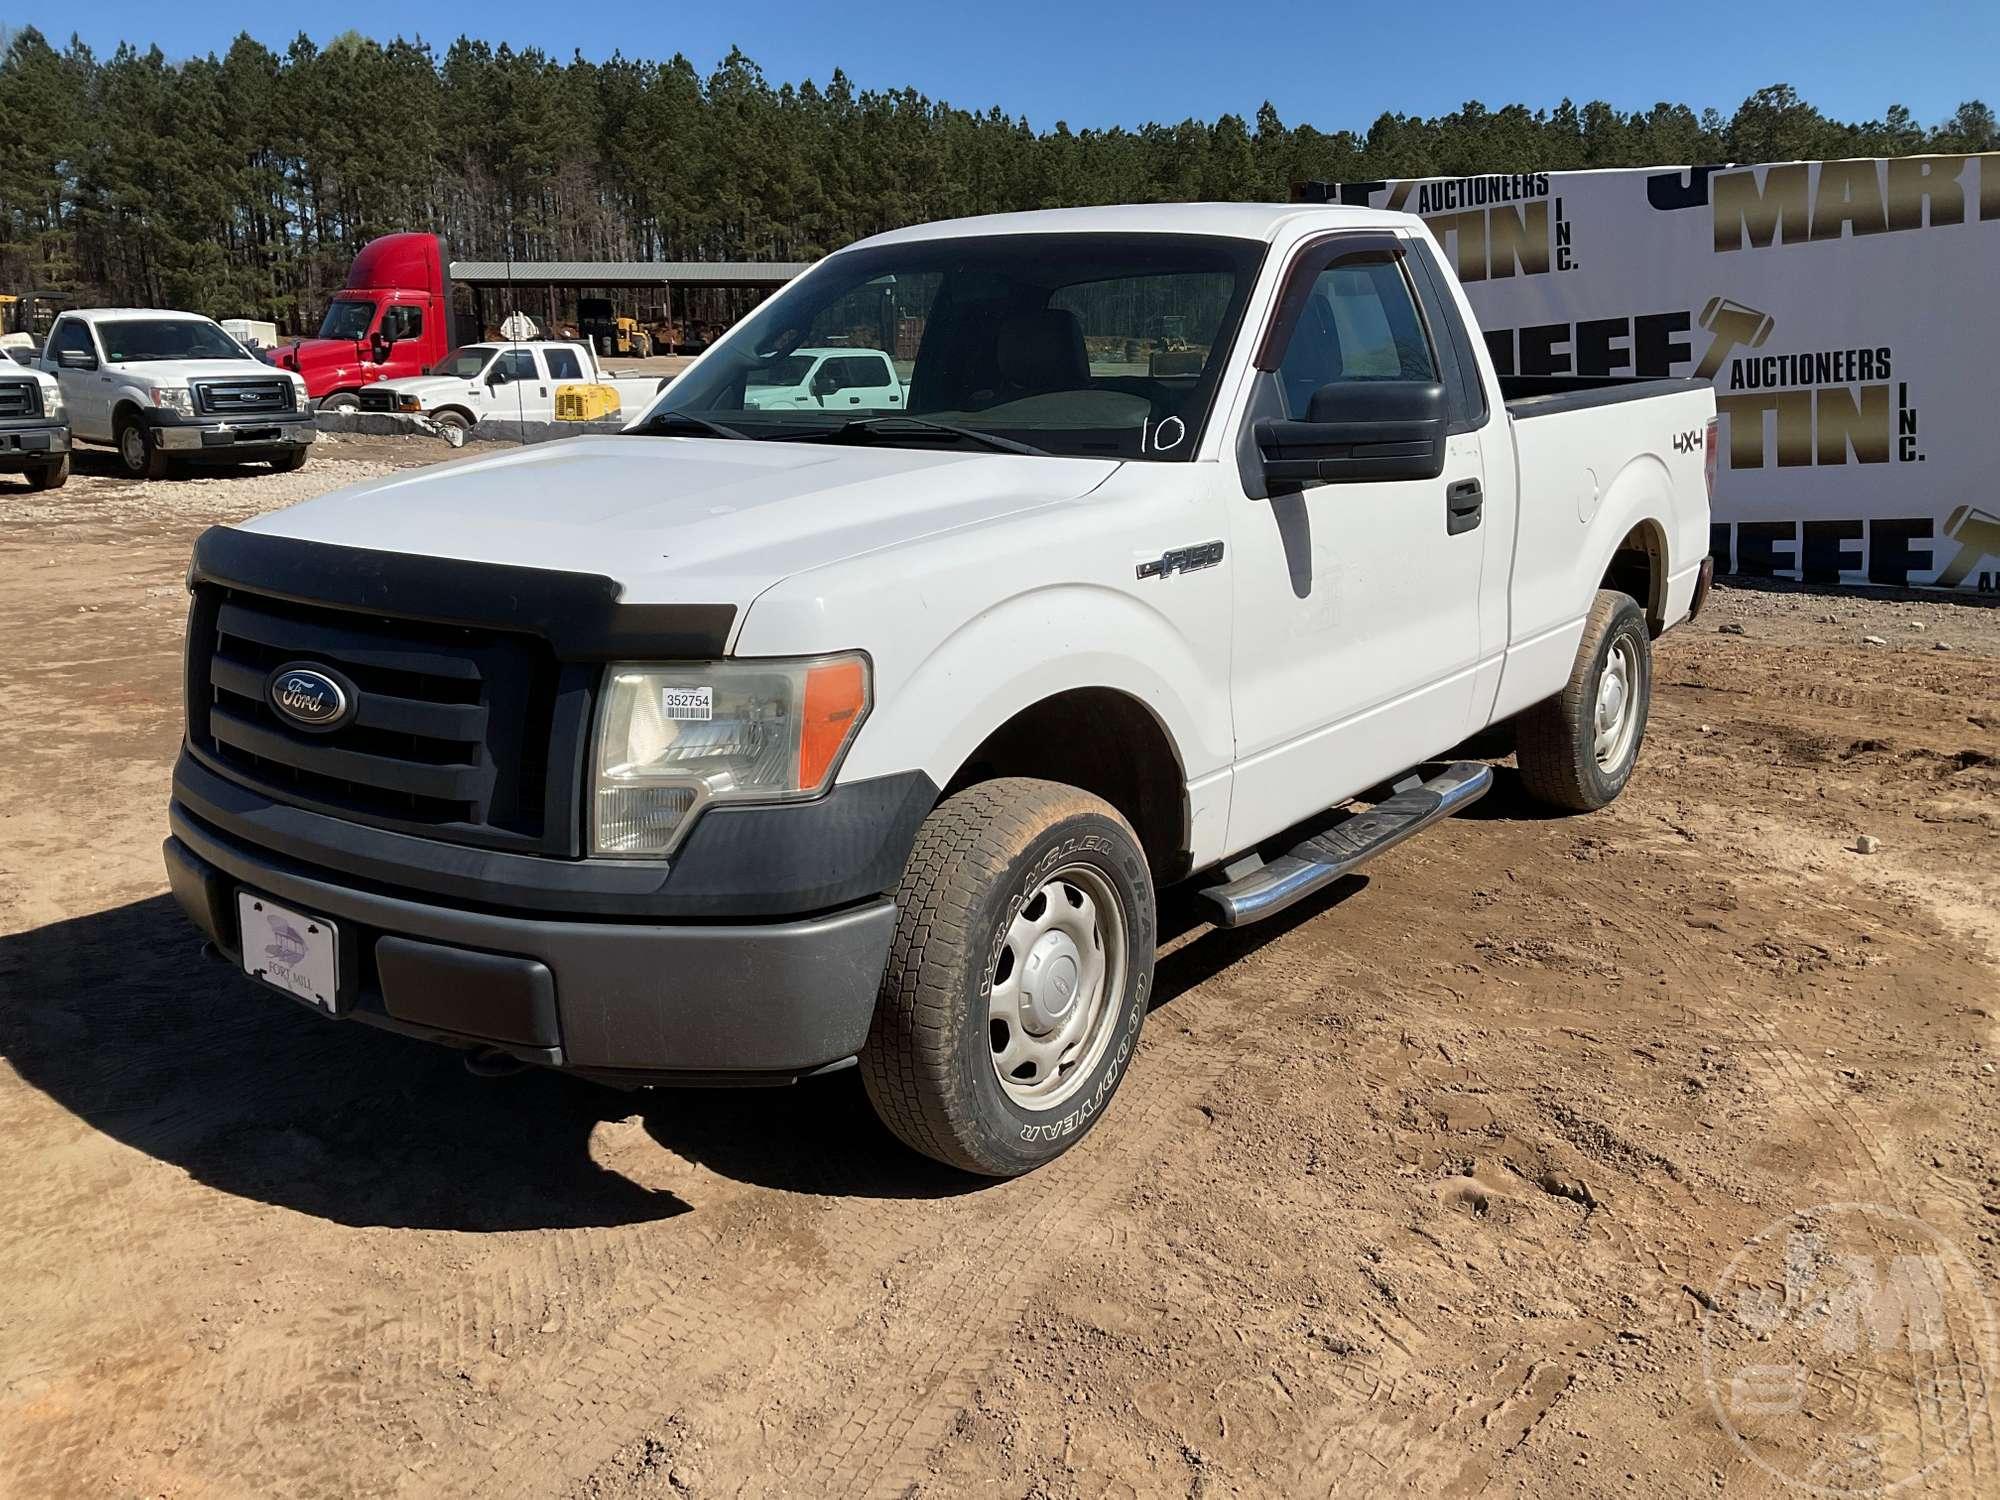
[[1018, 930, 1083, 1035]]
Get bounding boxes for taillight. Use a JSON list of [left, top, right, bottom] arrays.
[[1703, 416, 1719, 501]]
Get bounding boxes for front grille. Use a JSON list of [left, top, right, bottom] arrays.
[[186, 584, 588, 854], [194, 378, 295, 416], [357, 389, 398, 413], [0, 381, 41, 418]]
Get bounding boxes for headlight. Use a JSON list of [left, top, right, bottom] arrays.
[[591, 654, 871, 857], [151, 386, 196, 418], [395, 394, 423, 413], [43, 382, 63, 419]]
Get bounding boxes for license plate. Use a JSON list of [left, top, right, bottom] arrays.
[[237, 892, 339, 1012]]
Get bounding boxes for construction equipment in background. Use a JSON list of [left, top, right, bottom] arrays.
[[577, 298, 652, 357], [554, 383, 623, 422], [0, 289, 73, 354]]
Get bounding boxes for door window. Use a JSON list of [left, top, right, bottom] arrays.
[[49, 318, 95, 361], [545, 347, 584, 381], [1274, 257, 1436, 419], [495, 349, 540, 382], [383, 305, 424, 341], [842, 356, 892, 388]]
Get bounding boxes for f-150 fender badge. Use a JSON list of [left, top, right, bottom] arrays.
[[1136, 541, 1225, 581]]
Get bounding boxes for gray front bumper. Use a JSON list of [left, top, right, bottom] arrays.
[[155, 419, 316, 452], [0, 423, 68, 460], [165, 807, 897, 1080]]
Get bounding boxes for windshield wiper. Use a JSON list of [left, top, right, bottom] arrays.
[[635, 409, 751, 441], [788, 415, 1049, 457]]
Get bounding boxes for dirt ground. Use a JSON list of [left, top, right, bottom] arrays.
[[1, 444, 1997, 1499]]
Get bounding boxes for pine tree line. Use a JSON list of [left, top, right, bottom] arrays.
[[1, 26, 1993, 331]]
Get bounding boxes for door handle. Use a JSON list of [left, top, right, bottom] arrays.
[[1445, 478, 1483, 535]]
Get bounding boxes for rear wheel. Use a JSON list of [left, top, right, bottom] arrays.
[[861, 778, 1156, 1177], [24, 453, 69, 490], [115, 416, 171, 480], [1516, 588, 1652, 811]]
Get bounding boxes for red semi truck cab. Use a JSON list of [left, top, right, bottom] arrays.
[[275, 233, 455, 407]]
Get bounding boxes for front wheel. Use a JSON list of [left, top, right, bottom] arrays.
[[317, 392, 360, 414], [1516, 588, 1652, 811], [861, 779, 1156, 1177], [270, 447, 309, 473], [25, 453, 69, 490], [433, 411, 471, 448], [115, 416, 171, 480]]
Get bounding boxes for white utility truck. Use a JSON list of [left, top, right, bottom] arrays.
[[0, 363, 69, 489], [42, 309, 314, 478], [356, 339, 667, 440], [166, 204, 1715, 1176]]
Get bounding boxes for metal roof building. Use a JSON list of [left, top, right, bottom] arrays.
[[449, 260, 809, 287]]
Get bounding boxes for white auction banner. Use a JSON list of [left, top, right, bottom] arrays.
[[1317, 156, 2000, 592]]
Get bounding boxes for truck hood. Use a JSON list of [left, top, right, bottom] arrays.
[[367, 374, 463, 403], [240, 435, 1119, 610], [114, 358, 293, 386], [277, 336, 364, 371]]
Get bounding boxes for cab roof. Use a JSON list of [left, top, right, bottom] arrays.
[[847, 201, 1403, 251], [65, 307, 219, 325]]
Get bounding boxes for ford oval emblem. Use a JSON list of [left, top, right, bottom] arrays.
[[268, 664, 352, 732]]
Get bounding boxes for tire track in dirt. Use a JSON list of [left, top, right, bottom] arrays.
[[798, 824, 1710, 1498]]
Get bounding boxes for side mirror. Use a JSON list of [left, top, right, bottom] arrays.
[[487, 365, 511, 386], [370, 330, 393, 362], [1253, 380, 1447, 487], [57, 348, 97, 371], [810, 368, 839, 398]]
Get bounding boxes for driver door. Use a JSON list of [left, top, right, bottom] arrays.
[[45, 317, 111, 442], [1224, 236, 1488, 851]]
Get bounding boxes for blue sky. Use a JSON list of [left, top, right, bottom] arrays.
[[5, 0, 1991, 132]]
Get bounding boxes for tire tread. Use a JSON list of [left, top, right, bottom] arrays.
[[860, 778, 1138, 1175]]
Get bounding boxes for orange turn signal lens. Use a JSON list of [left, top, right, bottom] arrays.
[[798, 655, 870, 790]]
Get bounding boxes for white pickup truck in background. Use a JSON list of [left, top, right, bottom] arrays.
[[166, 203, 1713, 1178], [42, 308, 314, 479], [357, 339, 667, 440], [740, 346, 907, 412], [0, 364, 68, 490]]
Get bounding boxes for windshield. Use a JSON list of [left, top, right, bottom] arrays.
[[98, 319, 249, 363], [746, 354, 815, 387], [638, 233, 1265, 460], [428, 346, 496, 378], [317, 299, 377, 340]]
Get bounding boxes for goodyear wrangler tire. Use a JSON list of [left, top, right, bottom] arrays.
[[1516, 588, 1652, 812], [860, 778, 1156, 1177]]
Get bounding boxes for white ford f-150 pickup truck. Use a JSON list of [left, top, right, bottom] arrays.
[[0, 364, 69, 490], [165, 204, 1715, 1177], [355, 339, 669, 441], [42, 308, 314, 478]]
